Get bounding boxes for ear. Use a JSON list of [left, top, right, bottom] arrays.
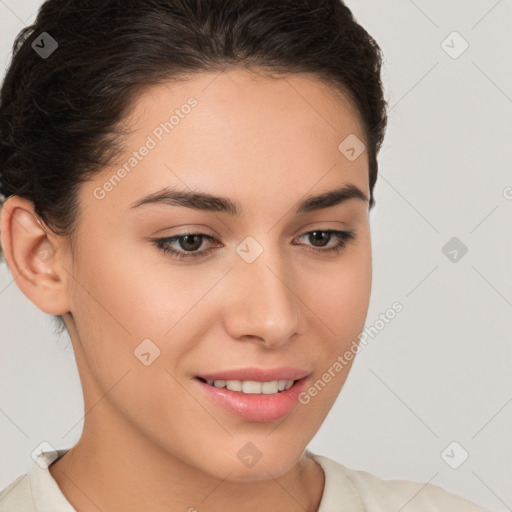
[[0, 195, 71, 315]]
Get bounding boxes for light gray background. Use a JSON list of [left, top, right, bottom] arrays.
[[1, 1, 511, 510]]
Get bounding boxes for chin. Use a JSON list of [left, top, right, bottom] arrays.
[[202, 449, 301, 483]]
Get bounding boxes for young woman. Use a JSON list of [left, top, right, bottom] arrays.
[[0, 1, 490, 511]]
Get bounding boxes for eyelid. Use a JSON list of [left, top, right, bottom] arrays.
[[151, 227, 356, 261]]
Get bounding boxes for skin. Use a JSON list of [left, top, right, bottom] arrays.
[[0, 68, 372, 512]]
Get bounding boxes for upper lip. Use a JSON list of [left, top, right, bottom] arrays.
[[196, 367, 310, 382]]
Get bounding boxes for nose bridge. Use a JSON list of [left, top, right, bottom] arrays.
[[225, 237, 300, 345]]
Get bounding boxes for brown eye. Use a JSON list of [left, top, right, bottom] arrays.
[[308, 230, 332, 247], [295, 229, 355, 254], [177, 234, 205, 252], [151, 233, 216, 260]]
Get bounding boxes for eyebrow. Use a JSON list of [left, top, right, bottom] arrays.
[[128, 183, 368, 215]]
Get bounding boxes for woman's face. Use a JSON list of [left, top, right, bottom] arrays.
[[60, 68, 372, 480]]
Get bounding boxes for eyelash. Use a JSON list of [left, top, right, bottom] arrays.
[[151, 229, 356, 261]]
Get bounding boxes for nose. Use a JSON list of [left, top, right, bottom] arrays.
[[223, 244, 300, 348]]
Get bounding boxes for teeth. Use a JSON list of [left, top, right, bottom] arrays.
[[205, 379, 295, 394], [226, 380, 243, 392], [242, 381, 262, 394], [261, 381, 278, 394]]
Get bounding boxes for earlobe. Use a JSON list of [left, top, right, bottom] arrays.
[[0, 195, 71, 316]]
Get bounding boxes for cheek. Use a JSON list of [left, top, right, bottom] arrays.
[[297, 249, 371, 416], [69, 229, 194, 336], [298, 231, 372, 338]]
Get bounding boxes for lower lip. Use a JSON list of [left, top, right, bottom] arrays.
[[194, 377, 308, 422]]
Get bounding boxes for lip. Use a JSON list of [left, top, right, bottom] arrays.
[[194, 376, 308, 422], [196, 366, 310, 382], [193, 367, 310, 423]]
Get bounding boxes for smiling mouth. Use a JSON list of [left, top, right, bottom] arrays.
[[196, 377, 297, 394]]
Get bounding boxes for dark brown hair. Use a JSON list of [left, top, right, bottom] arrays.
[[0, 0, 388, 331]]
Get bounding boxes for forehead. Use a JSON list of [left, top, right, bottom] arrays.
[[84, 68, 369, 215], [129, 68, 365, 141]]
